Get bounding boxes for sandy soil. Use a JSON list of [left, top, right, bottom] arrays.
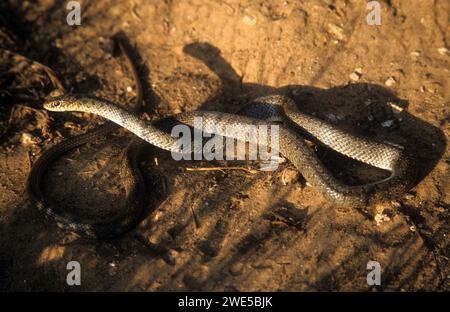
[[0, 0, 448, 291]]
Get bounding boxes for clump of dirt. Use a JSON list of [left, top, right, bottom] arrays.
[[0, 0, 448, 291]]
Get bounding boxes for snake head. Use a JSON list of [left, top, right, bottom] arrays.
[[43, 95, 78, 112]]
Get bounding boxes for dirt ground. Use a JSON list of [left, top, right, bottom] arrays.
[[0, 0, 448, 291]]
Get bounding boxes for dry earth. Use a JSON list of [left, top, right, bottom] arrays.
[[0, 0, 448, 291]]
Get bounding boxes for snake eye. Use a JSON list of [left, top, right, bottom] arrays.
[[44, 100, 61, 110]]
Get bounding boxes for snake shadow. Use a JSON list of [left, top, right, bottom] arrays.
[[139, 42, 447, 291], [182, 42, 446, 186]]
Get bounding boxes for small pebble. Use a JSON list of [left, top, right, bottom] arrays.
[[163, 251, 176, 266], [21, 133, 40, 145], [385, 77, 396, 87], [280, 168, 299, 185], [243, 15, 256, 26], [349, 72, 361, 81], [409, 225, 416, 232], [438, 47, 449, 55], [374, 213, 391, 226], [229, 262, 244, 276], [381, 120, 394, 128], [327, 23, 345, 40]]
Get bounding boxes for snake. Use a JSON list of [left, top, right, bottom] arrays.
[[41, 94, 416, 212], [28, 47, 416, 239], [27, 37, 150, 239]]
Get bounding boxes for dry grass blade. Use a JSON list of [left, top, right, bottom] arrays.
[[185, 166, 259, 174]]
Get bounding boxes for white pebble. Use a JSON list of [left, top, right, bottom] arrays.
[[21, 133, 39, 145], [438, 47, 449, 55], [385, 77, 396, 87], [349, 72, 360, 81], [243, 15, 256, 26], [374, 213, 391, 226], [327, 23, 345, 40]]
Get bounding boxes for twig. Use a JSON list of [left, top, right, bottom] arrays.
[[185, 166, 258, 174], [191, 207, 201, 229]]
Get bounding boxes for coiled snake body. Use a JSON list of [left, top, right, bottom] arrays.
[[27, 38, 150, 239], [41, 94, 415, 217]]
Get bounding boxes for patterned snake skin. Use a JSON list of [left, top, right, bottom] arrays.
[[42, 94, 416, 211]]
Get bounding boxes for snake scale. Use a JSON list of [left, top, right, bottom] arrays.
[[28, 61, 416, 239]]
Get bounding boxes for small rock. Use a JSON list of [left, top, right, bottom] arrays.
[[21, 133, 40, 145], [374, 213, 391, 226], [152, 210, 163, 222], [349, 72, 361, 81], [385, 77, 396, 87], [327, 23, 345, 40], [108, 261, 119, 276], [409, 225, 416, 232], [126, 86, 133, 92], [280, 168, 299, 185], [163, 250, 177, 266], [229, 262, 244, 276], [438, 47, 449, 55], [243, 15, 256, 26], [381, 120, 394, 128]]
